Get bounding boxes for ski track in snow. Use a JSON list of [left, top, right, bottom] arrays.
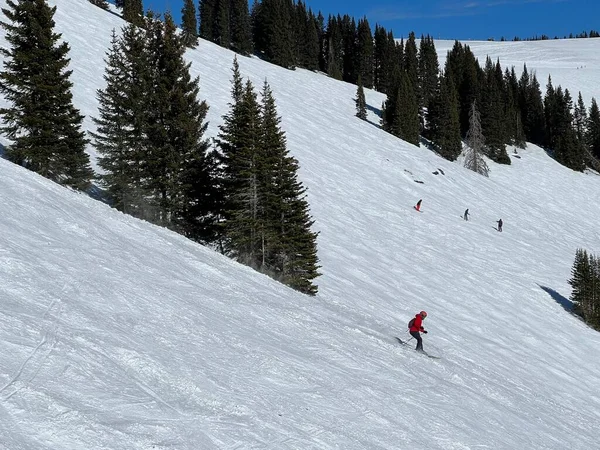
[[0, 0, 599, 449]]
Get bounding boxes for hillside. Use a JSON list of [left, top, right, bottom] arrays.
[[0, 1, 599, 449]]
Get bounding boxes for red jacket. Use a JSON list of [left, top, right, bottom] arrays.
[[409, 314, 425, 332]]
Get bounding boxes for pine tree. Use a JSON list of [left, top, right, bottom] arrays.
[[573, 91, 587, 142], [123, 0, 144, 26], [464, 101, 489, 176], [418, 35, 440, 115], [88, 0, 109, 9], [214, 0, 231, 47], [355, 77, 367, 120], [199, 0, 215, 41], [355, 17, 373, 88], [181, 0, 198, 48], [587, 98, 600, 160], [569, 248, 591, 318], [230, 0, 253, 54], [0, 0, 92, 190], [427, 74, 461, 161], [143, 13, 215, 231], [480, 57, 509, 164], [91, 26, 152, 214], [259, 81, 319, 294]]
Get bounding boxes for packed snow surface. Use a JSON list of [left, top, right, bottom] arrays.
[[0, 1, 599, 449]]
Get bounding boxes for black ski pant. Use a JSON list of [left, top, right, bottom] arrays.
[[410, 331, 423, 351]]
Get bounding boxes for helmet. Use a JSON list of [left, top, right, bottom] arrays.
[[420, 311, 428, 318]]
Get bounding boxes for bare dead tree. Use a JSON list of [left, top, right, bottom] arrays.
[[464, 101, 489, 177]]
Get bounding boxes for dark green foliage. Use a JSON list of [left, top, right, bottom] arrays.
[[445, 41, 481, 137], [355, 17, 373, 88], [181, 0, 198, 48], [92, 16, 217, 241], [418, 34, 439, 114], [569, 249, 600, 330], [230, 0, 253, 54], [323, 15, 342, 79], [573, 91, 587, 142], [0, 0, 92, 190], [88, 0, 109, 9], [426, 74, 462, 161], [253, 0, 294, 68], [504, 67, 525, 148], [587, 98, 600, 160], [215, 0, 231, 47], [123, 0, 144, 26], [199, 0, 215, 41], [544, 79, 585, 171], [404, 32, 419, 104], [217, 60, 319, 294], [518, 67, 546, 146], [258, 81, 319, 294], [480, 58, 510, 164], [340, 15, 357, 83], [91, 26, 151, 214], [384, 72, 419, 145], [355, 77, 367, 120]]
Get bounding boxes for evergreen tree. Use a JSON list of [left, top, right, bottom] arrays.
[[355, 77, 367, 120], [259, 81, 320, 294], [464, 101, 489, 176], [573, 91, 587, 142], [123, 0, 144, 26], [230, 0, 253, 54], [181, 0, 198, 48], [569, 249, 600, 328], [323, 15, 342, 79], [587, 98, 600, 160], [144, 13, 215, 231], [253, 0, 294, 68], [199, 0, 215, 41], [418, 34, 440, 115], [404, 31, 419, 100], [214, 0, 230, 47], [88, 0, 109, 9], [426, 74, 461, 161], [91, 26, 151, 215], [0, 0, 92, 190], [480, 58, 510, 164], [340, 14, 357, 83], [504, 66, 525, 148], [355, 17, 373, 88]]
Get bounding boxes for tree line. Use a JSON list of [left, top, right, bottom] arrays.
[[569, 249, 600, 330], [0, 0, 319, 295]]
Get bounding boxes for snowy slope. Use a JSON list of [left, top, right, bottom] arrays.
[[0, 1, 600, 449]]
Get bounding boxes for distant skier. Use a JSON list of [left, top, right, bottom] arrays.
[[497, 219, 503, 232], [408, 311, 428, 352], [464, 208, 470, 221], [414, 199, 422, 212]]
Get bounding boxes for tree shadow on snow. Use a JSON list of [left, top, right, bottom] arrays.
[[538, 285, 574, 313], [0, 142, 5, 159]]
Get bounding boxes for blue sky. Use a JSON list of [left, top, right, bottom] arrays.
[[141, 0, 598, 41]]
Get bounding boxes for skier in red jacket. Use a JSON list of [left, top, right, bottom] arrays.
[[409, 311, 428, 352]]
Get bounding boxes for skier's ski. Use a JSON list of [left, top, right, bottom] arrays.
[[395, 337, 440, 359]]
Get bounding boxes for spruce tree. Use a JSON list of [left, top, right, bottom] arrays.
[[230, 0, 253, 54], [464, 101, 489, 176], [573, 91, 587, 142], [0, 0, 92, 190], [181, 0, 198, 48], [88, 0, 109, 9], [144, 13, 215, 232], [91, 26, 151, 214], [199, 0, 215, 41], [427, 74, 461, 161], [355, 77, 367, 120], [418, 35, 440, 115], [259, 81, 319, 294], [587, 98, 600, 160], [123, 0, 144, 26], [355, 17, 373, 88]]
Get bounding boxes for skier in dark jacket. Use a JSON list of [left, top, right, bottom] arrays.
[[497, 219, 503, 232], [464, 209, 469, 220], [409, 311, 428, 352]]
